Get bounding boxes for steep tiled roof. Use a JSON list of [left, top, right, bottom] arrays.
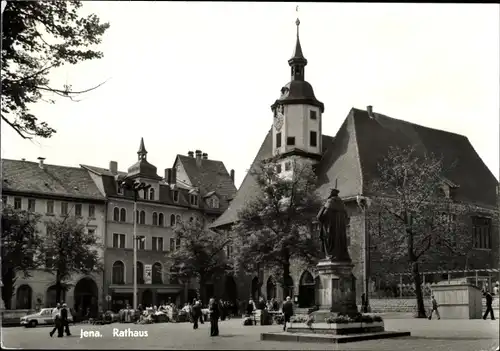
[[2, 159, 106, 201], [351, 108, 498, 207], [176, 155, 237, 212], [211, 107, 498, 228], [211, 131, 335, 228]]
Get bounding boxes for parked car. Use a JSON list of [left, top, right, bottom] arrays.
[[20, 308, 73, 328]]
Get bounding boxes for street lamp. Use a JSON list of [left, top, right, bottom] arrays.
[[120, 179, 151, 310]]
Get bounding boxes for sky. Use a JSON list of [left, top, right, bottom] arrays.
[[1, 2, 499, 188]]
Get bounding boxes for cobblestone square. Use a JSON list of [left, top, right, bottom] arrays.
[[2, 317, 498, 351]]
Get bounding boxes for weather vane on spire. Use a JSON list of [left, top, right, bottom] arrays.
[[295, 5, 300, 36]]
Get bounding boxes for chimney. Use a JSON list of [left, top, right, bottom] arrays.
[[367, 105, 374, 118], [109, 161, 118, 174], [195, 150, 202, 167], [171, 167, 177, 185], [202, 153, 208, 160], [230, 169, 235, 183], [188, 151, 194, 158], [37, 157, 45, 169], [165, 168, 172, 183]]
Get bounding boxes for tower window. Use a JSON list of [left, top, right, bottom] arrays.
[[276, 132, 282, 148], [276, 164, 282, 173], [310, 110, 317, 120], [310, 131, 318, 147], [287, 137, 295, 146], [285, 162, 291, 171]]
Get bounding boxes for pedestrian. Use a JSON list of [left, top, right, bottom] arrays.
[[198, 300, 205, 324], [219, 299, 226, 321], [49, 303, 62, 337], [209, 298, 220, 337], [428, 295, 440, 320], [191, 301, 201, 329], [483, 290, 496, 320], [61, 303, 72, 336], [282, 296, 294, 331]]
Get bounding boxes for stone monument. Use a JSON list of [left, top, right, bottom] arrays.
[[311, 188, 358, 321]]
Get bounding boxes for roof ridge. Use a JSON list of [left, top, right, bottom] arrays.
[[3, 158, 86, 171], [352, 107, 469, 139]]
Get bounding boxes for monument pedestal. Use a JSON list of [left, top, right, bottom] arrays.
[[311, 258, 358, 322]]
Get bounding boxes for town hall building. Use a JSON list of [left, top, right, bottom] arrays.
[[211, 19, 499, 309]]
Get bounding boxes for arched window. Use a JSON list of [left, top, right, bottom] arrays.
[[112, 261, 125, 284], [113, 207, 119, 221], [139, 210, 146, 224], [176, 215, 181, 224], [143, 189, 147, 200], [136, 210, 139, 224], [137, 261, 144, 284], [170, 214, 176, 227], [16, 285, 32, 309], [120, 208, 126, 222], [149, 188, 155, 200], [152, 212, 158, 226], [158, 213, 164, 226], [152, 262, 162, 284], [169, 266, 179, 284]]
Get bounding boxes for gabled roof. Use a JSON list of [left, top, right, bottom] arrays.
[[175, 155, 237, 212], [211, 107, 498, 228], [2, 159, 106, 201]]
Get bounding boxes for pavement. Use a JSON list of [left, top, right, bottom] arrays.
[[1, 316, 499, 351]]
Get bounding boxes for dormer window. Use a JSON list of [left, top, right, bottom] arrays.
[[190, 195, 198, 206], [310, 110, 317, 120], [173, 190, 179, 203], [208, 196, 219, 209], [117, 184, 123, 195], [287, 137, 295, 146], [149, 188, 155, 201]]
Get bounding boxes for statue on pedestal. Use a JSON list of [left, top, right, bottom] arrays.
[[316, 188, 351, 262]]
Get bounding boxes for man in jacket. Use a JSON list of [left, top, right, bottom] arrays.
[[209, 298, 220, 337], [483, 290, 496, 320], [282, 296, 294, 331], [428, 295, 440, 320], [49, 303, 61, 337], [191, 300, 202, 330], [61, 303, 71, 336]]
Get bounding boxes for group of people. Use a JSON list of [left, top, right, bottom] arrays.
[[49, 303, 71, 338], [244, 296, 293, 330]]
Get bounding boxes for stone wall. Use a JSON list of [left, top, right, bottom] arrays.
[[368, 297, 499, 313]]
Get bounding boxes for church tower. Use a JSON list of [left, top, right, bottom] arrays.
[[271, 17, 324, 177]]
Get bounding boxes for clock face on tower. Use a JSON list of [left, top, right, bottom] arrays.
[[274, 112, 284, 131]]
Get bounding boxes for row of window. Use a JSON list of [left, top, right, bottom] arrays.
[[117, 186, 196, 207], [3, 196, 96, 218], [113, 208, 193, 227], [275, 131, 318, 149], [111, 261, 165, 285], [472, 217, 492, 249], [112, 233, 181, 251]]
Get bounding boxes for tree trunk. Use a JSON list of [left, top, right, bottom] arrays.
[[282, 260, 291, 299], [1, 269, 16, 309], [411, 261, 427, 318], [55, 270, 63, 303], [198, 276, 206, 304]]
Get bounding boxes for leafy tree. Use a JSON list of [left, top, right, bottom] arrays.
[[232, 157, 322, 297], [1, 206, 43, 309], [1, 0, 110, 139], [366, 146, 476, 318], [166, 219, 232, 303], [39, 215, 103, 303]]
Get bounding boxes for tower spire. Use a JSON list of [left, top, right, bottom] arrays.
[[289, 7, 307, 81], [137, 137, 147, 160]]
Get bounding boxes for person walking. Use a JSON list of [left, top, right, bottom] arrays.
[[49, 304, 61, 337], [282, 296, 294, 331], [209, 298, 220, 337], [61, 303, 71, 336], [483, 290, 496, 320], [428, 295, 440, 320], [198, 300, 205, 324], [192, 301, 202, 329]]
